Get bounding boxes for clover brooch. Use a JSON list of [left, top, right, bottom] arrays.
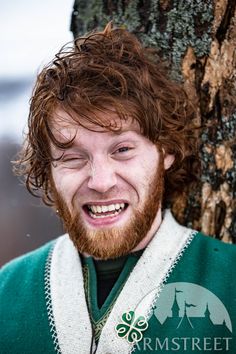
[[115, 310, 148, 343]]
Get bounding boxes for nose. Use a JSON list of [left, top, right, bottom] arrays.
[[87, 156, 117, 193]]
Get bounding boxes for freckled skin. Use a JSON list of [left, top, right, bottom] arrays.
[[51, 109, 174, 258]]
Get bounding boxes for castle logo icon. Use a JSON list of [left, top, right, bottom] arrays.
[[134, 282, 233, 352], [151, 282, 232, 333]]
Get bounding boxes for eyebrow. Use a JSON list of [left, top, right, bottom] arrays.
[[52, 128, 140, 152]]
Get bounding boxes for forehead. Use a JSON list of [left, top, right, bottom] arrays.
[[51, 109, 141, 142]]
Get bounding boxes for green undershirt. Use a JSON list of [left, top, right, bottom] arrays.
[[81, 250, 143, 342]]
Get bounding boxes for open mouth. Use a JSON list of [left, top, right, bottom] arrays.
[[83, 202, 128, 219]]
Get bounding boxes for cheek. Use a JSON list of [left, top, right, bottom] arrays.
[[139, 153, 160, 178], [51, 169, 85, 201], [118, 156, 159, 197], [135, 155, 160, 194]]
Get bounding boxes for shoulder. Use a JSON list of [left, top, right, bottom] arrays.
[[0, 239, 59, 308], [184, 230, 236, 275], [0, 239, 55, 284], [0, 237, 63, 354], [0, 236, 71, 302], [193, 231, 236, 258], [169, 230, 236, 305]]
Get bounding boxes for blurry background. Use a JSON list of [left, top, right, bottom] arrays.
[[0, 0, 74, 266]]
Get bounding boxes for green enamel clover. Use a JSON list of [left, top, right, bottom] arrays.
[[115, 310, 148, 343]]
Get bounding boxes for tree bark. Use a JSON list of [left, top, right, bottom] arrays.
[[70, 0, 236, 243]]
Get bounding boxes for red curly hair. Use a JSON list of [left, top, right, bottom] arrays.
[[14, 22, 199, 207]]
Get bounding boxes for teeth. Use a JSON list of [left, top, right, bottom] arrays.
[[108, 205, 115, 212], [88, 203, 126, 216], [101, 205, 108, 213], [91, 206, 96, 213], [89, 210, 120, 219]]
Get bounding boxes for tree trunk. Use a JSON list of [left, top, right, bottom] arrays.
[[70, 0, 236, 243]]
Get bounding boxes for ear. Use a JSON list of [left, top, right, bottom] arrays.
[[163, 153, 175, 170]]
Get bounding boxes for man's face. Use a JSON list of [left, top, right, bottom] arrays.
[[51, 109, 174, 259]]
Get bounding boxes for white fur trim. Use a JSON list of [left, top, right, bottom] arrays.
[[50, 235, 93, 354]]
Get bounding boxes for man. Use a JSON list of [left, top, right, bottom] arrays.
[[0, 23, 235, 353]]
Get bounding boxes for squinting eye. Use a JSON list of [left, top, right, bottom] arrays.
[[64, 158, 80, 162], [60, 157, 87, 168]]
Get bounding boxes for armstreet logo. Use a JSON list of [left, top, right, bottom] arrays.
[[116, 282, 233, 352]]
